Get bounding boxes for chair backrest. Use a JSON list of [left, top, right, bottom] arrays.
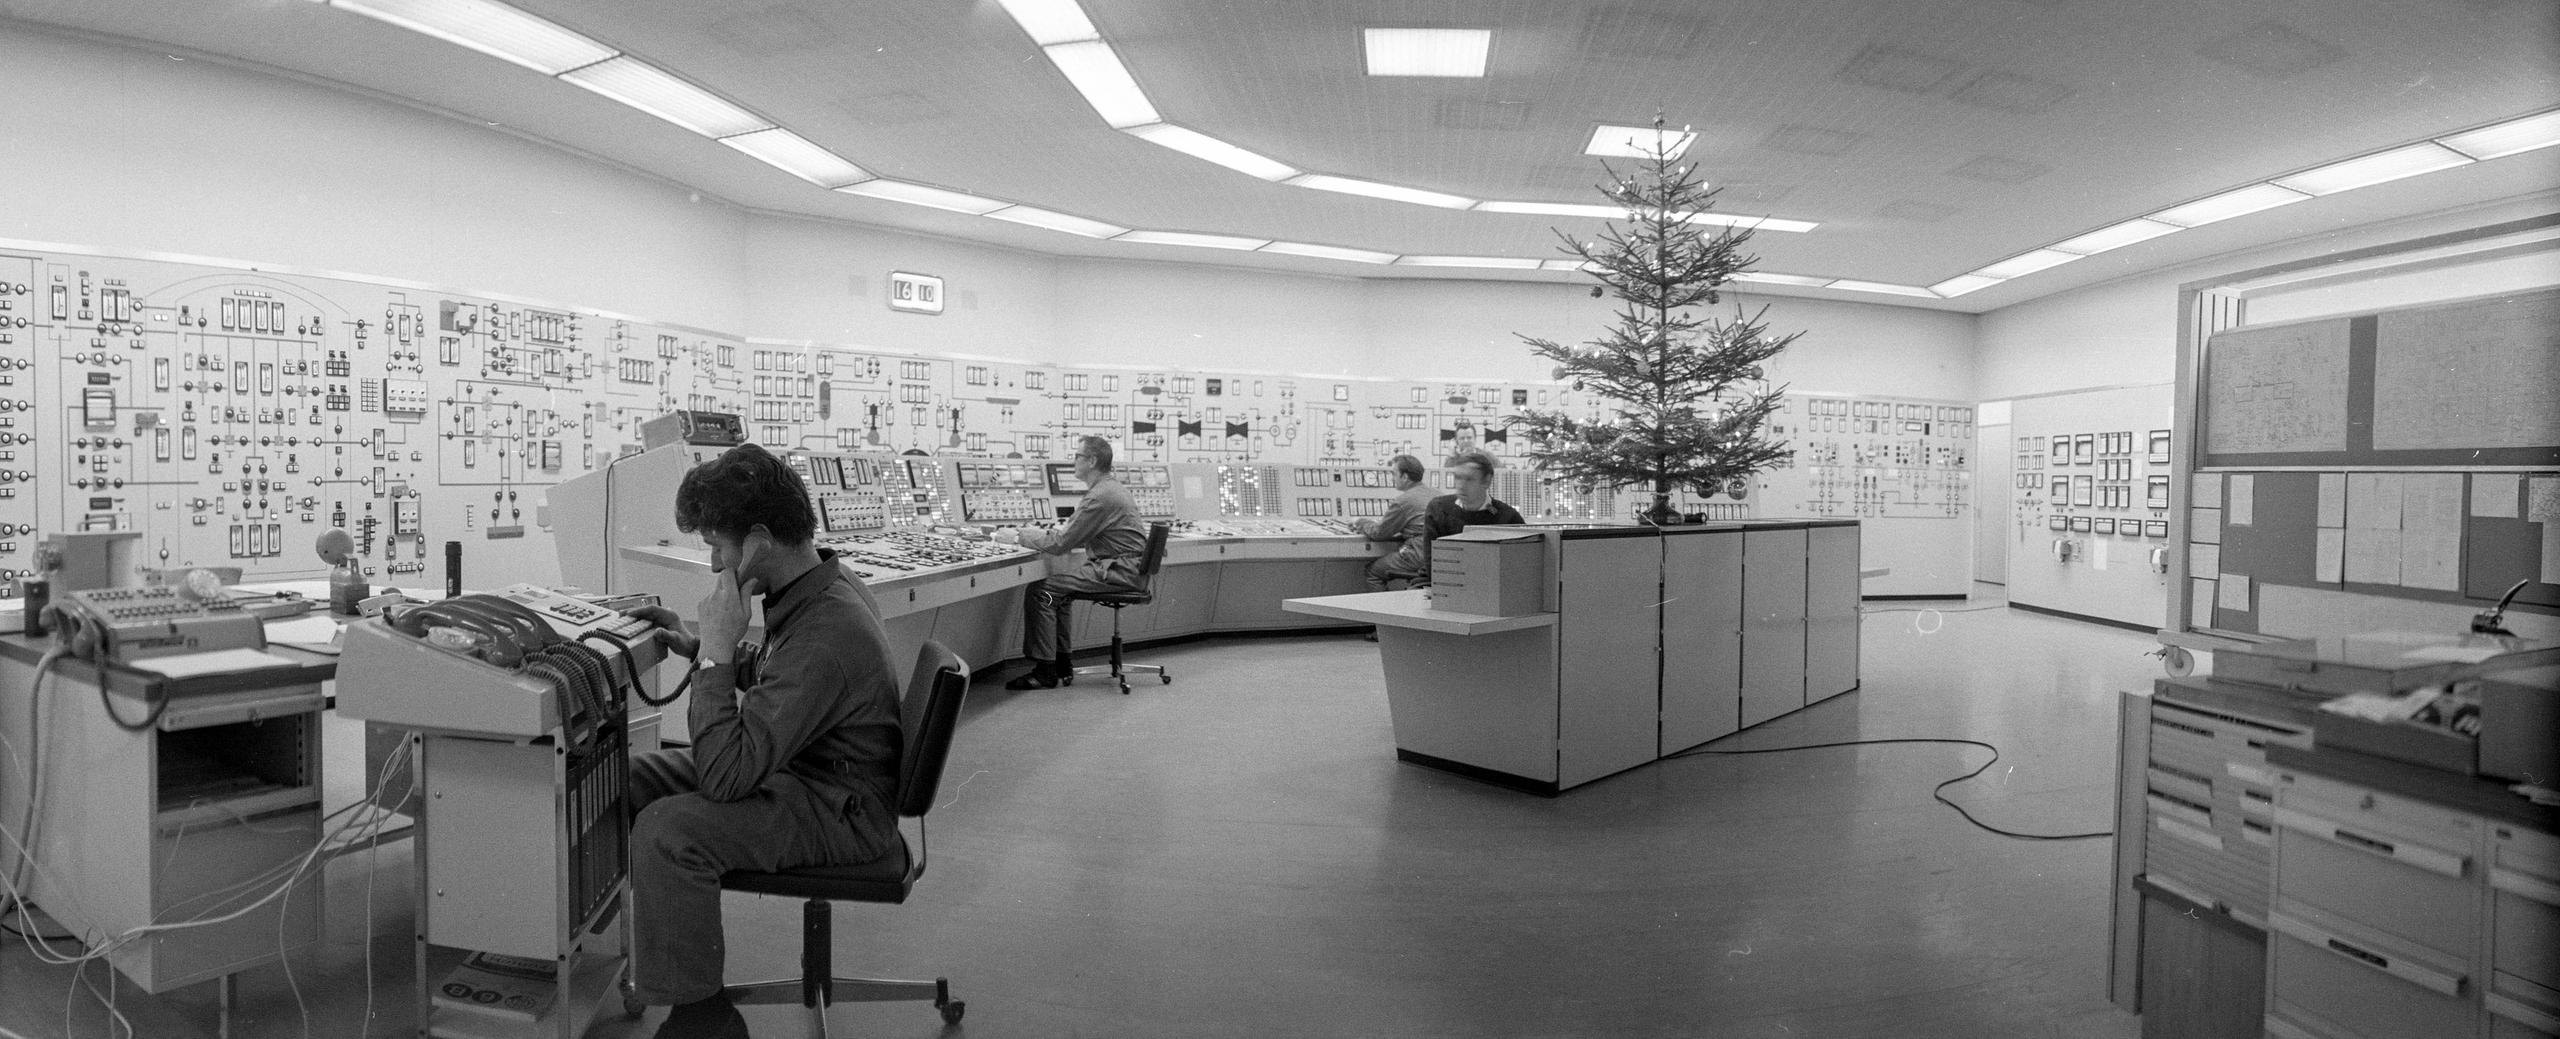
[[893, 640, 969, 819], [1136, 521, 1171, 579]]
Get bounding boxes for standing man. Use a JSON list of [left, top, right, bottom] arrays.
[[996, 435, 1146, 690], [1355, 453, 1435, 591], [1420, 448, 1527, 575], [619, 444, 905, 1039]]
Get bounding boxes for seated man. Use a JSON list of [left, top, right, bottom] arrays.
[[1354, 453, 1434, 592], [1420, 447, 1527, 576], [997, 435, 1147, 690], [620, 444, 905, 1039]]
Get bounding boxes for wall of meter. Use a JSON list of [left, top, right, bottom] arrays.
[[0, 244, 1972, 594]]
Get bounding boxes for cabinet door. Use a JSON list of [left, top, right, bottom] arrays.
[[1660, 530, 1742, 752], [1740, 528, 1807, 728], [1804, 524, 1859, 705], [2489, 826, 2560, 1035], [1556, 534, 1660, 788]]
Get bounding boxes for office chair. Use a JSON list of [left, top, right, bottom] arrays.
[[1063, 521, 1173, 694], [714, 641, 971, 1035]]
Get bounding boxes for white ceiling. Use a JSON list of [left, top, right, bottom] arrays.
[[8, 0, 2557, 312]]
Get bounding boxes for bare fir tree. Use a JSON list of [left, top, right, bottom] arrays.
[[1510, 117, 1798, 524]]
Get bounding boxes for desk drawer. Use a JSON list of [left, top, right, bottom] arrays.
[[2274, 805, 2480, 957], [2268, 913, 2475, 1039], [2493, 825, 2560, 1031]]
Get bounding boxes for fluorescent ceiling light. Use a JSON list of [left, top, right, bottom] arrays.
[[1124, 124, 1297, 181], [2439, 109, 2560, 160], [719, 128, 867, 187], [1824, 279, 1939, 298], [1928, 274, 2007, 297], [1362, 28, 1491, 77], [995, 0, 1099, 46], [560, 56, 770, 138], [1476, 200, 1629, 219], [1260, 241, 1398, 264], [2149, 183, 2311, 227], [1730, 272, 1832, 287], [1539, 259, 1600, 273], [837, 179, 1009, 215], [1584, 124, 1696, 160], [2050, 218, 2181, 255], [1043, 40, 1159, 129], [1114, 230, 1270, 250], [1394, 255, 1542, 269], [331, 0, 615, 74], [2272, 142, 2473, 196], [1971, 249, 2084, 279], [1680, 212, 1819, 234], [1287, 174, 1475, 209], [986, 205, 1127, 238]]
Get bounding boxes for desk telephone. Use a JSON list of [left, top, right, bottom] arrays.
[[46, 586, 268, 662]]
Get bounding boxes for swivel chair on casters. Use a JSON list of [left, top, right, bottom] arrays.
[[1063, 521, 1173, 695], [714, 641, 972, 1036]]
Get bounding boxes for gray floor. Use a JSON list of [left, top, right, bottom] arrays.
[[2, 588, 2153, 1038]]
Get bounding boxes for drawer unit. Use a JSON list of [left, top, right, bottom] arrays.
[[2142, 695, 2310, 921], [2273, 769, 2484, 960], [2489, 826, 2560, 1036], [2267, 910, 2479, 1039]]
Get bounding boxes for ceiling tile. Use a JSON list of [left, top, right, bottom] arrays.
[[1950, 155, 2051, 184], [1947, 70, 2074, 114], [2196, 21, 2348, 80], [1835, 44, 1968, 94]]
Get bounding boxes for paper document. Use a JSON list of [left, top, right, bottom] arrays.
[[127, 648, 305, 679], [266, 615, 347, 652]]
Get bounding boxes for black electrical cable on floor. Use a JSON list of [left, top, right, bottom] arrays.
[[1667, 737, 2113, 841], [0, 899, 77, 947]]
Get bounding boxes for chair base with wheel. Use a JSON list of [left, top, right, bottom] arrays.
[[718, 866, 964, 1035], [711, 641, 973, 1037]]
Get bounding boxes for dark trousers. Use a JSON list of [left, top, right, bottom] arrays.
[[624, 750, 888, 1005], [1363, 540, 1427, 591], [1020, 557, 1141, 662]]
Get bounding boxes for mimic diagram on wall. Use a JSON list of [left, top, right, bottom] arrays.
[[2006, 384, 2176, 629], [0, 241, 1974, 598], [2185, 288, 2560, 638]]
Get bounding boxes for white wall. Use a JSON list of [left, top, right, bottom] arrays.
[[0, 26, 750, 333], [1975, 195, 2560, 402]]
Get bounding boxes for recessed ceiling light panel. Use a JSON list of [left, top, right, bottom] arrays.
[[719, 128, 867, 187], [986, 205, 1127, 238], [1124, 124, 1297, 181], [2050, 218, 2181, 255], [1476, 201, 1629, 219], [837, 178, 1009, 215], [1286, 174, 1475, 209], [2438, 109, 2560, 160], [1583, 124, 1695, 159], [1115, 230, 1271, 250], [1927, 274, 2006, 297], [330, 0, 616, 74], [1261, 241, 1398, 264], [560, 56, 772, 138], [1971, 249, 2083, 279], [2271, 142, 2473, 196], [995, 0, 1100, 46], [1043, 40, 1159, 129], [1363, 28, 1491, 77], [1394, 255, 1542, 269], [2149, 183, 2311, 227], [1823, 279, 1939, 298], [1730, 272, 1832, 287]]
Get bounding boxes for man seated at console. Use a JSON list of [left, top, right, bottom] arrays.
[[619, 444, 905, 1039], [1420, 448, 1527, 574], [1354, 452, 1435, 592], [994, 434, 1147, 690]]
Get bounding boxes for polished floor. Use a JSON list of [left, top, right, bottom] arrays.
[[2, 588, 2155, 1038]]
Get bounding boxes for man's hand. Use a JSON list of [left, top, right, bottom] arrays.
[[621, 603, 700, 659], [694, 539, 767, 665]]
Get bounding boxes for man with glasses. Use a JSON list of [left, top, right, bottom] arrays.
[[995, 435, 1146, 689], [1420, 448, 1526, 575]]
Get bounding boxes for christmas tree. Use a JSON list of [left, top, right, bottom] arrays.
[[1510, 117, 1798, 525]]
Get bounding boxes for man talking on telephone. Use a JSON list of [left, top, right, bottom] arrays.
[[617, 444, 905, 1039]]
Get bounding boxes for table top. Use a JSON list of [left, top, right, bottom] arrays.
[[1281, 589, 1555, 635]]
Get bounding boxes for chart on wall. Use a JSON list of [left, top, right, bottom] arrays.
[[0, 241, 1971, 597]]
